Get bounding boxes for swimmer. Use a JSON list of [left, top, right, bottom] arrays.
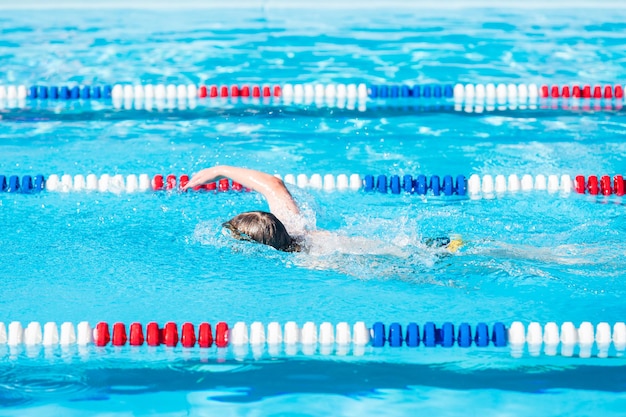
[[184, 165, 462, 255]]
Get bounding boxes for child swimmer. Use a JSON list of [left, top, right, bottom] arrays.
[[184, 165, 463, 256]]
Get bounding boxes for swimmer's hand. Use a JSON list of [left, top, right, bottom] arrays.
[[183, 167, 222, 190]]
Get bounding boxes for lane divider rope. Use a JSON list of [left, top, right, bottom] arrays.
[[1, 320, 624, 358], [2, 83, 625, 104], [0, 174, 623, 196]]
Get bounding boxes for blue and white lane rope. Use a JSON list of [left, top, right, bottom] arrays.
[[1, 320, 625, 359], [1, 173, 624, 196]]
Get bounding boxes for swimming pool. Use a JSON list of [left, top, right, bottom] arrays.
[[1, 3, 626, 415]]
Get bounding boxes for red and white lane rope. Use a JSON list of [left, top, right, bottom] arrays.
[[40, 173, 363, 193], [467, 174, 625, 197], [0, 321, 372, 348], [452, 83, 625, 102], [108, 83, 369, 111], [113, 83, 369, 101]]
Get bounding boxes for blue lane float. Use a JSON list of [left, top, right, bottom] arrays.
[[20, 175, 33, 193], [0, 174, 46, 193], [34, 174, 45, 191], [406, 323, 420, 347], [368, 84, 454, 99], [372, 322, 386, 347], [370, 321, 508, 348], [363, 174, 467, 196], [458, 323, 472, 347], [8, 175, 19, 193], [389, 322, 403, 347], [26, 85, 112, 100]]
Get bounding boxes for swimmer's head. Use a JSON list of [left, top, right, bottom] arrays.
[[222, 211, 300, 252]]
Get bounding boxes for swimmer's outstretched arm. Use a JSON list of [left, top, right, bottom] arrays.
[[183, 166, 301, 216]]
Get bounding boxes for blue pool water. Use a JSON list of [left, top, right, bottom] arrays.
[[1, 4, 626, 416]]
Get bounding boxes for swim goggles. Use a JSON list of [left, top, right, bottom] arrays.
[[222, 222, 255, 243]]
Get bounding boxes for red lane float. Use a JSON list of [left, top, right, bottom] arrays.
[[218, 178, 229, 191], [196, 84, 282, 99], [130, 322, 144, 345], [615, 175, 625, 196], [539, 84, 623, 99], [215, 322, 229, 348], [593, 86, 601, 99], [147, 322, 160, 346], [152, 174, 164, 191], [179, 174, 189, 189], [574, 175, 625, 195], [150, 175, 247, 192], [198, 323, 214, 348], [91, 322, 219, 348], [112, 322, 127, 346], [163, 322, 179, 347], [181, 322, 196, 348], [166, 174, 176, 190], [600, 175, 612, 196], [95, 322, 111, 347], [587, 175, 599, 195], [575, 175, 585, 193]]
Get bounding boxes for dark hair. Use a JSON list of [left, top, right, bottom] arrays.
[[222, 211, 300, 252]]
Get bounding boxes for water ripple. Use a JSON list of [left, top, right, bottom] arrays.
[[0, 364, 90, 407]]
